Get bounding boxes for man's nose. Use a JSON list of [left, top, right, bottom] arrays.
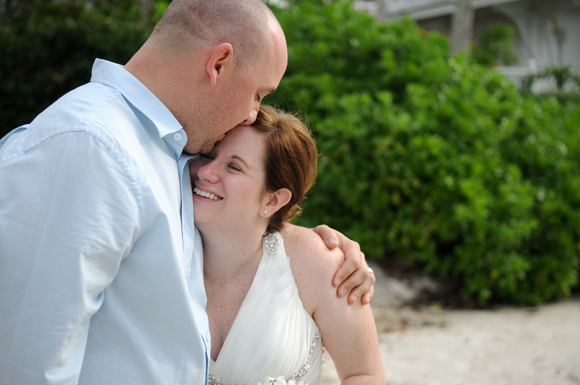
[[240, 104, 259, 126]]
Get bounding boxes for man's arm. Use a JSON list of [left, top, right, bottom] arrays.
[[312, 225, 375, 305], [283, 224, 376, 305], [0, 131, 140, 384]]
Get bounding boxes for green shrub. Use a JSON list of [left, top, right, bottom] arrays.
[[0, 0, 151, 138], [520, 66, 580, 104], [472, 24, 518, 67], [2, 0, 578, 306], [271, 0, 579, 305]]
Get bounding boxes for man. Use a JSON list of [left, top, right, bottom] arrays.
[[0, 0, 375, 384]]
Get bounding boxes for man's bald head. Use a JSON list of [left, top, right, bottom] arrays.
[[125, 0, 287, 154], [152, 0, 273, 67]]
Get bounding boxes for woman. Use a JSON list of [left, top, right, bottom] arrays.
[[190, 105, 384, 385]]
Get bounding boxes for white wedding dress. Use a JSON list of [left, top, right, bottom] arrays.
[[208, 232, 323, 385]]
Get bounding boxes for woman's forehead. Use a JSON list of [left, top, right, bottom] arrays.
[[221, 126, 263, 147], [217, 126, 266, 166]]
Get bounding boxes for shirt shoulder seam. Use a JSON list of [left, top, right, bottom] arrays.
[[3, 128, 147, 231]]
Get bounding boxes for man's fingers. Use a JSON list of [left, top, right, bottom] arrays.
[[332, 250, 361, 288], [361, 286, 375, 305], [312, 224, 339, 249], [336, 261, 369, 300], [347, 270, 376, 305]]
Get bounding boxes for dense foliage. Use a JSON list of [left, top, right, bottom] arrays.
[[2, 0, 578, 305], [471, 24, 518, 67], [0, 0, 151, 137], [521, 66, 580, 103], [270, 0, 579, 305]]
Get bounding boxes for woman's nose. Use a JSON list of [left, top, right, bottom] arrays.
[[196, 160, 219, 183]]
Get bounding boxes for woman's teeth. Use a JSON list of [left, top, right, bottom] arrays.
[[194, 187, 222, 201]]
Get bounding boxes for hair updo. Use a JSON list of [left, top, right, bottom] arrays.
[[252, 105, 318, 234]]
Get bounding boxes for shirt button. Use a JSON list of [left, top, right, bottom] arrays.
[[173, 133, 182, 141]]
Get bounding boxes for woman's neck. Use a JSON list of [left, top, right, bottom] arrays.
[[200, 223, 267, 280], [200, 222, 269, 362]]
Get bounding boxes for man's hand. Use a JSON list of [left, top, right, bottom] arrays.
[[312, 225, 376, 305]]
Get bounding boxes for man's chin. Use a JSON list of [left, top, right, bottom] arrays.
[[183, 141, 209, 155], [185, 134, 225, 155], [198, 142, 216, 155]]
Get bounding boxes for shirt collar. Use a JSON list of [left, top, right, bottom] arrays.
[[89, 58, 184, 143]]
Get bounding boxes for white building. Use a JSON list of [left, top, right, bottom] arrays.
[[355, 0, 580, 86]]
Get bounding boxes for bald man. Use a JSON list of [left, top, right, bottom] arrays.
[[0, 1, 374, 384]]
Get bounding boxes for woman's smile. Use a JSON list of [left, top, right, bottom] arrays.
[[189, 125, 268, 230], [193, 186, 223, 201]]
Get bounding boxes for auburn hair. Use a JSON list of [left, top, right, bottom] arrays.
[[252, 105, 318, 233]]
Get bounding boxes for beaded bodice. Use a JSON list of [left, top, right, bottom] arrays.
[[208, 334, 320, 385]]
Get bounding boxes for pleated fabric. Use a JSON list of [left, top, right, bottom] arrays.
[[209, 232, 323, 385]]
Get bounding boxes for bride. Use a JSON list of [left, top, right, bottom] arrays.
[[190, 105, 384, 385]]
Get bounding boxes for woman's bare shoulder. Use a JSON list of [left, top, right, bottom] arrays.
[[280, 224, 344, 311], [281, 225, 343, 269], [280, 226, 384, 384]]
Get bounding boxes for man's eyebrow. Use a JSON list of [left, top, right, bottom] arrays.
[[232, 155, 249, 169]]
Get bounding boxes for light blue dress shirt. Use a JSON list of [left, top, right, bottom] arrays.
[[0, 59, 210, 384]]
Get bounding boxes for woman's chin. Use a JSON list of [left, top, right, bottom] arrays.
[[192, 212, 211, 229]]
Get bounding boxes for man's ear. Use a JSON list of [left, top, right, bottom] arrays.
[[206, 43, 235, 88], [262, 188, 292, 218]]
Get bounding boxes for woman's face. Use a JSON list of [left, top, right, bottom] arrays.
[[189, 125, 267, 231]]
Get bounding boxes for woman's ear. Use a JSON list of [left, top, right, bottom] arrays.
[[261, 188, 292, 217], [206, 43, 234, 88]]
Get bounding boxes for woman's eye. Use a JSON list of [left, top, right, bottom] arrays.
[[256, 94, 262, 103], [228, 163, 242, 172]]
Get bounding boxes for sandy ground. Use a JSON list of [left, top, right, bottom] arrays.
[[319, 264, 580, 385]]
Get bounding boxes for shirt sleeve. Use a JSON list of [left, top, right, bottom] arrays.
[[0, 130, 141, 385]]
